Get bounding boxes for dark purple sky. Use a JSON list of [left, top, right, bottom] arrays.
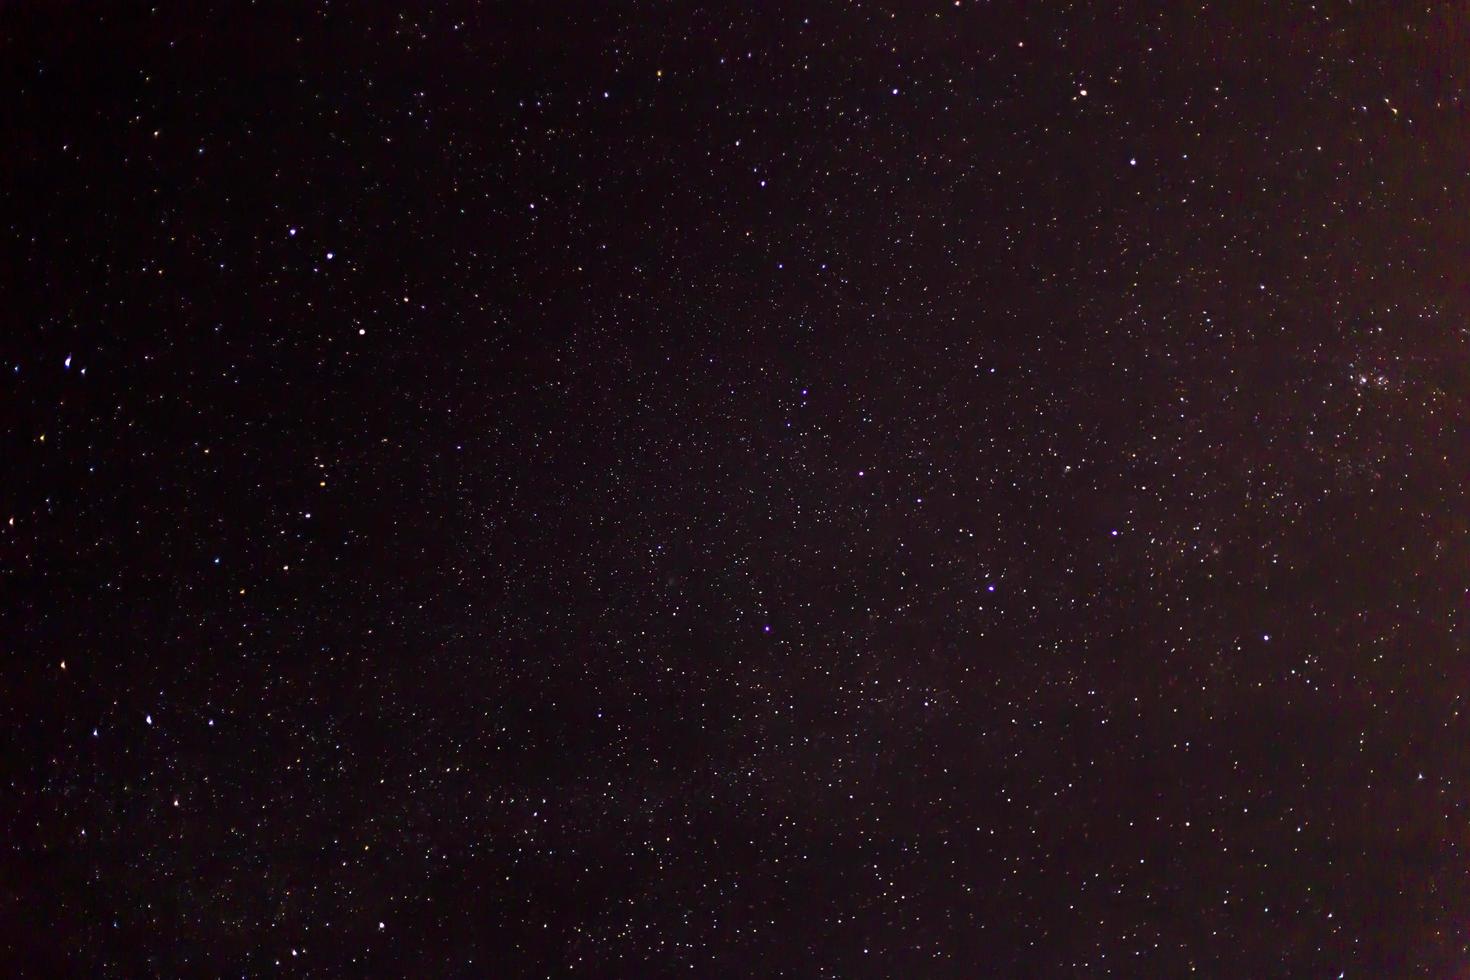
[[6, 2, 1470, 975]]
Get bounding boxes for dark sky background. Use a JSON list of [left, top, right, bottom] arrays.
[[6, 1, 1470, 975]]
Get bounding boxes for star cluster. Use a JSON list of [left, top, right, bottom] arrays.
[[6, 1, 1470, 975]]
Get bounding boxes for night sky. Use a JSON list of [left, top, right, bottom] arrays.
[[6, 1, 1470, 976]]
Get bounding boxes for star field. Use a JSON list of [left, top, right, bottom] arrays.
[[7, 1, 1470, 976]]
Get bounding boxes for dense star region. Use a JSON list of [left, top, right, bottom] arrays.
[[7, 1, 1470, 975]]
